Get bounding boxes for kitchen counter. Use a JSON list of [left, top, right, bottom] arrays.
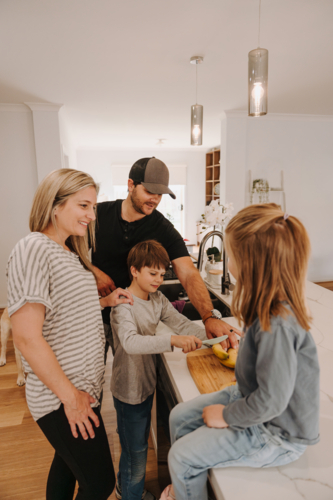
[[156, 279, 333, 500]]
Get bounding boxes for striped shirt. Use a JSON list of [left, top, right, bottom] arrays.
[[6, 232, 105, 421]]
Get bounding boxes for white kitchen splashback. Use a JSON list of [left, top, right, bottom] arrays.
[[221, 111, 333, 282]]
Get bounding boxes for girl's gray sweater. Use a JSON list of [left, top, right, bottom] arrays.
[[223, 304, 320, 446]]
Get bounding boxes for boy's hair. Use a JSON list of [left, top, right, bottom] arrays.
[[127, 240, 170, 280], [225, 203, 311, 332]]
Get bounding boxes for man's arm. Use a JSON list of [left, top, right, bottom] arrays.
[[160, 294, 207, 341], [171, 256, 239, 349], [91, 265, 116, 297]]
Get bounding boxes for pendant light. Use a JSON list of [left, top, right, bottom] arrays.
[[248, 0, 268, 116], [190, 56, 204, 145]]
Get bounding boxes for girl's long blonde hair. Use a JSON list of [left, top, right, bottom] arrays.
[[225, 203, 311, 332], [29, 169, 98, 272]]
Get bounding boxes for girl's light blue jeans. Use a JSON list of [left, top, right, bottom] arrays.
[[168, 385, 307, 500]]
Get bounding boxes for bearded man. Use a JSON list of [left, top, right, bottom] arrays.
[[92, 157, 239, 354]]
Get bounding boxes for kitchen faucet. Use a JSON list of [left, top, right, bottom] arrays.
[[197, 229, 235, 295]]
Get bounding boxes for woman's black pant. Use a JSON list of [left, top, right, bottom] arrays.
[[37, 404, 115, 500]]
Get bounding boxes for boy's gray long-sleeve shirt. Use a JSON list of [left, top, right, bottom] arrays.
[[223, 304, 320, 446], [110, 291, 207, 404]]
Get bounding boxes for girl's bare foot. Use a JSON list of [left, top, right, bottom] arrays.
[[159, 484, 176, 500]]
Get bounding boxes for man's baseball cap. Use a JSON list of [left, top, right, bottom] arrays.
[[128, 157, 176, 199]]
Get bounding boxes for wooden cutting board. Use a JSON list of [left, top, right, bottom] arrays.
[[187, 348, 235, 394]]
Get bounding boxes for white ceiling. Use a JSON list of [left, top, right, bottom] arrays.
[[1, 0, 333, 149]]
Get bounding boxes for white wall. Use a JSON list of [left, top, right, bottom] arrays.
[[76, 149, 207, 243], [0, 103, 68, 307], [59, 107, 77, 170], [25, 102, 64, 182], [222, 111, 333, 282], [0, 105, 38, 307]]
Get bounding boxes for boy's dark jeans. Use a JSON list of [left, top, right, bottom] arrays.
[[113, 393, 154, 500]]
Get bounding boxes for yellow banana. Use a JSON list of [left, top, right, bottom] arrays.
[[212, 344, 229, 360], [218, 348, 238, 369]]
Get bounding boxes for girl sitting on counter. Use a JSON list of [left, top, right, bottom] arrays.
[[160, 203, 320, 500]]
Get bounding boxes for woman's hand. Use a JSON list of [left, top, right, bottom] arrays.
[[63, 390, 100, 440], [100, 288, 134, 308], [202, 404, 229, 428], [171, 335, 202, 353]]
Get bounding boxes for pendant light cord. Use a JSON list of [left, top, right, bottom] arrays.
[[196, 63, 198, 104], [258, 0, 261, 48]]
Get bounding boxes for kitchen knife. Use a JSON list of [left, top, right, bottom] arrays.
[[202, 335, 228, 347]]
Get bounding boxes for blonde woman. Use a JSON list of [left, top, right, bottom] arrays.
[[161, 204, 320, 500], [7, 169, 133, 500]]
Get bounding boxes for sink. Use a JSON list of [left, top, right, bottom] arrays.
[[159, 282, 187, 302], [159, 282, 231, 321]]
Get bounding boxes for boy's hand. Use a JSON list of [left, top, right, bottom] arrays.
[[171, 335, 202, 353], [202, 404, 229, 428]]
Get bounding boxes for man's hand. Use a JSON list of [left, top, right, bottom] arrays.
[[171, 335, 202, 353], [93, 266, 116, 297], [205, 318, 240, 350], [202, 404, 228, 428]]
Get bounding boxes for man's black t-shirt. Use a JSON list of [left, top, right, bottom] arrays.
[[92, 200, 189, 324]]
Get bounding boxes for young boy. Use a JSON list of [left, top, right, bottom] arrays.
[[110, 240, 208, 500]]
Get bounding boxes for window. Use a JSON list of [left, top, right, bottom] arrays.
[[157, 185, 185, 236]]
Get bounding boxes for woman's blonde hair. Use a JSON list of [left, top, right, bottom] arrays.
[[225, 203, 311, 332], [29, 168, 98, 272]]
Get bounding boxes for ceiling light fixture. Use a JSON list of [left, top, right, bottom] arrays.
[[190, 56, 204, 145], [248, 0, 268, 117]]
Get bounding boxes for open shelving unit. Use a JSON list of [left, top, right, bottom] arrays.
[[205, 149, 220, 205]]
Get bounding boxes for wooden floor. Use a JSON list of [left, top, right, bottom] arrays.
[[0, 309, 160, 500], [315, 281, 333, 291]]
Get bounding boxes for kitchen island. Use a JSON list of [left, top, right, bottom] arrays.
[[156, 278, 333, 500]]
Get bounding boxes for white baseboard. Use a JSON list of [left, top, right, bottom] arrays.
[[0, 303, 7, 309]]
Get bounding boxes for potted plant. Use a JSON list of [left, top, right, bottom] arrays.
[[206, 246, 222, 262], [200, 200, 234, 260]]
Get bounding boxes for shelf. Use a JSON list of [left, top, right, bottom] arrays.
[[206, 153, 213, 167], [206, 169, 213, 181], [206, 149, 221, 205], [213, 150, 220, 166], [206, 183, 213, 196]]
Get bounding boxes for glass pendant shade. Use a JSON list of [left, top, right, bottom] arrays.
[[248, 48, 268, 117], [191, 104, 203, 146]]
